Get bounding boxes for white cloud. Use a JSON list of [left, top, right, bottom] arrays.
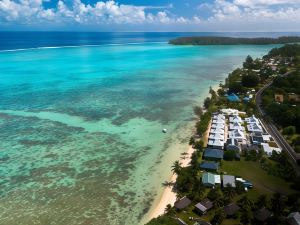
[[0, 0, 299, 31]]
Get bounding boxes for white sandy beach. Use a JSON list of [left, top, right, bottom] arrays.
[[146, 144, 195, 220]]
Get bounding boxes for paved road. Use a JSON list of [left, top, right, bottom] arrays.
[[255, 73, 300, 173]]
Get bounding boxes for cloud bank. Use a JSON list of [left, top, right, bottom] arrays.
[[0, 0, 299, 31]]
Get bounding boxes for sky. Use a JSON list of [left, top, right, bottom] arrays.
[[0, 0, 300, 31]]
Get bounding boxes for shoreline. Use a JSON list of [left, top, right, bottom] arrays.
[[143, 84, 220, 224], [146, 144, 195, 220]]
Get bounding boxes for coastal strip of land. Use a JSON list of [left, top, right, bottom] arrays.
[[169, 36, 300, 45], [146, 43, 300, 225]]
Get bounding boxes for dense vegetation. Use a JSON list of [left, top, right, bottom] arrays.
[[169, 36, 300, 45], [261, 44, 300, 153]]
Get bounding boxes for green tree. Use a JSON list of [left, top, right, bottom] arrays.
[[164, 204, 175, 215], [223, 150, 236, 161], [238, 195, 253, 211], [211, 208, 226, 225], [223, 185, 236, 200], [243, 55, 254, 69], [282, 126, 296, 135], [241, 209, 253, 225], [171, 160, 182, 175], [204, 97, 212, 109], [242, 74, 260, 87], [255, 194, 269, 208]]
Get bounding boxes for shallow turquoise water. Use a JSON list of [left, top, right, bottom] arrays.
[[0, 43, 275, 225]]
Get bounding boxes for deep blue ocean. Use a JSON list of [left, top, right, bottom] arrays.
[[1, 31, 299, 50]]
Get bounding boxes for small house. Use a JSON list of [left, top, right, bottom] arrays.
[[229, 115, 243, 123], [207, 139, 224, 150], [211, 123, 225, 129], [287, 212, 300, 225], [209, 128, 224, 134], [247, 123, 263, 133], [245, 115, 259, 124], [275, 94, 284, 103], [229, 122, 244, 131], [194, 199, 213, 215], [224, 203, 240, 216], [254, 207, 272, 222], [227, 93, 240, 102], [202, 172, 216, 186], [209, 133, 225, 140], [176, 218, 188, 225], [174, 196, 191, 210], [222, 175, 236, 188], [203, 148, 224, 161], [228, 129, 245, 141], [200, 161, 219, 171], [226, 138, 240, 151]]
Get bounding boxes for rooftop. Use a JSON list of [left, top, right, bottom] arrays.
[[223, 175, 236, 187], [203, 148, 224, 159], [224, 203, 240, 216], [200, 161, 219, 171], [174, 196, 192, 210], [254, 207, 272, 222]]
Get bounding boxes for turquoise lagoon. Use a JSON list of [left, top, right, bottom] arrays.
[[0, 43, 275, 225]]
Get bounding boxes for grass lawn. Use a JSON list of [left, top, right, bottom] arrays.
[[221, 158, 296, 196]]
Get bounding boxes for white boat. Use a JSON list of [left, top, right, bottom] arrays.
[[162, 128, 167, 133]]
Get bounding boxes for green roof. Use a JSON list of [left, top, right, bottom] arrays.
[[202, 172, 215, 185]]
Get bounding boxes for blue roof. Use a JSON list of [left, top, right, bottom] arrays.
[[203, 148, 224, 159], [200, 161, 219, 170], [243, 97, 250, 102], [227, 93, 240, 102]]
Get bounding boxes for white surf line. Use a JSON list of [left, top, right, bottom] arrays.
[[0, 42, 168, 53]]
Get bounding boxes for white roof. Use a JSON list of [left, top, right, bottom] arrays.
[[214, 175, 221, 184], [220, 108, 239, 115], [212, 118, 225, 124], [211, 123, 225, 129], [261, 143, 281, 156], [210, 128, 224, 134], [209, 133, 225, 140], [212, 114, 225, 120], [247, 123, 263, 132], [208, 139, 224, 147], [229, 122, 244, 131], [229, 115, 243, 123], [245, 115, 259, 124], [228, 129, 245, 140]]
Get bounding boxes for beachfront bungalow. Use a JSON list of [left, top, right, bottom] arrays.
[[222, 175, 236, 188], [227, 93, 240, 102], [174, 196, 192, 210], [203, 148, 224, 161], [261, 143, 281, 156], [209, 133, 225, 140], [251, 134, 265, 145], [229, 122, 244, 131], [229, 115, 243, 123], [209, 128, 224, 134], [194, 199, 213, 215], [247, 123, 263, 133], [212, 118, 225, 124], [212, 114, 225, 120], [224, 203, 240, 217], [207, 139, 224, 150], [211, 123, 225, 129], [245, 115, 259, 124], [200, 161, 219, 172], [254, 207, 272, 222], [228, 129, 245, 141], [287, 212, 300, 225], [226, 138, 240, 151]]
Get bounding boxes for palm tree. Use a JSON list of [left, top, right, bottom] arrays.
[[164, 204, 175, 215], [238, 195, 253, 211], [214, 197, 224, 208], [240, 209, 253, 225], [223, 185, 236, 200], [255, 194, 268, 208], [171, 160, 182, 175]]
